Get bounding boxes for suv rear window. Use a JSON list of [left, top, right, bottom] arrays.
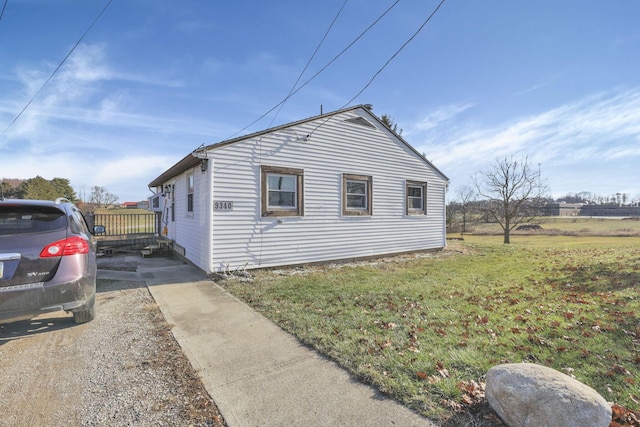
[[0, 205, 67, 235]]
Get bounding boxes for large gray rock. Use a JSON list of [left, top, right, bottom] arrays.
[[486, 363, 611, 427]]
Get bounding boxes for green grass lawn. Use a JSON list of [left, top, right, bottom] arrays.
[[219, 232, 640, 424]]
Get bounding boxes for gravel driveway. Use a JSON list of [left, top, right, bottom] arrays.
[[0, 255, 225, 427]]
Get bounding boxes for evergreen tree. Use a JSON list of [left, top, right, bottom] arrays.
[[51, 177, 78, 202], [2, 176, 79, 201], [1, 180, 16, 198], [380, 114, 403, 136], [16, 176, 58, 200]]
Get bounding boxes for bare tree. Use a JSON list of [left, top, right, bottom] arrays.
[[473, 156, 546, 244], [89, 186, 119, 208], [456, 185, 476, 233]]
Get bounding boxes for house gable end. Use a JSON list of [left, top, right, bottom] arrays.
[[148, 104, 449, 191]]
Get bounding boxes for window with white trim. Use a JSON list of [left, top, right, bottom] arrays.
[[343, 174, 372, 216], [261, 166, 304, 217], [187, 173, 194, 213], [406, 181, 427, 215]]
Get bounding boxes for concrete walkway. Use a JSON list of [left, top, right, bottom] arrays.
[[100, 256, 435, 427]]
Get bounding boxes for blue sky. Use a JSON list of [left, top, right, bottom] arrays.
[[1, 0, 639, 203]]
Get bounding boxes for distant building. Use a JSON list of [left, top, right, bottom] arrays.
[[544, 203, 640, 217], [121, 201, 149, 209], [580, 204, 640, 217], [544, 203, 583, 216]]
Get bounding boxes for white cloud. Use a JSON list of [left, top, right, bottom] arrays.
[[0, 151, 175, 202], [1, 41, 232, 143], [414, 88, 640, 195], [421, 88, 640, 167], [411, 102, 474, 133], [90, 155, 175, 187], [60, 43, 113, 83]]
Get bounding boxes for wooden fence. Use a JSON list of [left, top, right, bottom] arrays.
[[89, 212, 158, 238]]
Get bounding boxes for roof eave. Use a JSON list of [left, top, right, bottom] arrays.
[[147, 105, 370, 187], [148, 154, 200, 188], [147, 104, 450, 187], [359, 108, 450, 183]]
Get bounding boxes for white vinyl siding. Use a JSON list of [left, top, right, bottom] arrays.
[[170, 168, 212, 271], [202, 108, 447, 271]]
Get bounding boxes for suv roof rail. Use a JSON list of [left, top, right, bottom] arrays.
[[55, 197, 71, 204]]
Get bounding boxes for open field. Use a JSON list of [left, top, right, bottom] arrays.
[[219, 224, 640, 425], [468, 216, 640, 236], [464, 234, 640, 248]]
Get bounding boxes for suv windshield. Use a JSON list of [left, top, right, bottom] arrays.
[[0, 205, 67, 236]]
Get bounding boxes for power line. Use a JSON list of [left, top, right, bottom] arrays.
[[2, 0, 113, 136], [267, 0, 349, 129], [307, 0, 447, 139], [227, 0, 401, 140], [0, 0, 8, 21], [343, 0, 446, 108], [257, 0, 349, 267]]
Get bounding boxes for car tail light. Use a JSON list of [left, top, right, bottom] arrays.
[[40, 236, 90, 257]]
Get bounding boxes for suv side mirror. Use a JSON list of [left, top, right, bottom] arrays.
[[93, 225, 106, 235]]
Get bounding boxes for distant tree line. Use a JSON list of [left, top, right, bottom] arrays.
[[555, 191, 639, 206], [1, 176, 78, 202], [1, 177, 119, 208], [449, 190, 640, 234]]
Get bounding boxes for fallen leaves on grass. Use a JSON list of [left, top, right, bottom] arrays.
[[436, 361, 450, 378], [611, 403, 640, 427], [458, 380, 485, 406]]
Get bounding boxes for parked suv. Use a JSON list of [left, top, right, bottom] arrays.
[[0, 198, 103, 324]]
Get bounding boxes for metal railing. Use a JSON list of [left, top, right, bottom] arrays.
[[90, 212, 158, 237]]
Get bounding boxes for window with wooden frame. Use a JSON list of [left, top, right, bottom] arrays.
[[343, 174, 372, 216], [406, 180, 427, 215], [186, 173, 194, 214], [261, 165, 304, 217]]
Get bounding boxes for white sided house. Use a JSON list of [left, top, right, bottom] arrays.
[[147, 105, 449, 273]]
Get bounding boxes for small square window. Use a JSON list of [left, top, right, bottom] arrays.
[[268, 174, 297, 209], [343, 174, 372, 216], [261, 166, 304, 217], [406, 181, 427, 215]]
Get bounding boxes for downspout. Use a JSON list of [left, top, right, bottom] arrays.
[[205, 158, 214, 274], [193, 147, 214, 274]]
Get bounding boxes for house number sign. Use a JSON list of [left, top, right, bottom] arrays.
[[214, 201, 233, 211]]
